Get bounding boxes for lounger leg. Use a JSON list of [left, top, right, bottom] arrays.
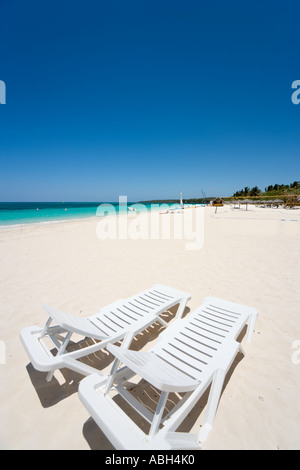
[[46, 331, 73, 382], [246, 312, 258, 342], [40, 317, 52, 337], [121, 331, 136, 350], [199, 369, 226, 443], [175, 297, 188, 319], [149, 391, 169, 438], [104, 358, 121, 394]]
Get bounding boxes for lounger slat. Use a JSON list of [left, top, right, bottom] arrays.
[[152, 289, 174, 300], [166, 342, 210, 367], [201, 308, 238, 324], [183, 325, 223, 346], [189, 318, 227, 339], [119, 305, 144, 318], [206, 303, 242, 316], [87, 320, 111, 337], [128, 300, 150, 313], [196, 311, 233, 329], [204, 305, 241, 320], [192, 315, 231, 334], [143, 293, 165, 304], [134, 297, 156, 310], [88, 318, 117, 336], [154, 346, 204, 378], [173, 336, 214, 359], [138, 295, 161, 307], [179, 330, 219, 352], [94, 312, 131, 333]]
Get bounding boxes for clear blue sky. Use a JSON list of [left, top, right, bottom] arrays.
[[0, 0, 299, 201]]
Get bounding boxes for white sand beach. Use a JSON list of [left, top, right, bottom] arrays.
[[0, 204, 300, 450]]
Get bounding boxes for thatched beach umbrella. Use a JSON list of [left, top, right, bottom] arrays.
[[273, 199, 283, 208], [232, 200, 241, 209], [243, 199, 251, 211]]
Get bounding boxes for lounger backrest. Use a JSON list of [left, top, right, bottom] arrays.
[[87, 285, 188, 339], [153, 297, 254, 382]]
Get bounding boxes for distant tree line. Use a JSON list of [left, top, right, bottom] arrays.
[[233, 186, 261, 197], [264, 181, 300, 192], [233, 181, 300, 197]]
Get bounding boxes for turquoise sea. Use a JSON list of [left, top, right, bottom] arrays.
[[0, 202, 179, 227]]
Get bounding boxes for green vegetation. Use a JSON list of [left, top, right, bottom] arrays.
[[140, 182, 300, 207], [233, 186, 261, 197], [232, 181, 300, 198]]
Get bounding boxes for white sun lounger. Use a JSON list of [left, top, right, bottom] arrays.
[[79, 297, 258, 450], [20, 284, 191, 382]]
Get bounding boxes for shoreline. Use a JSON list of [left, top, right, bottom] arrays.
[[0, 215, 101, 230], [0, 204, 299, 231], [0, 202, 185, 230], [0, 202, 193, 231]]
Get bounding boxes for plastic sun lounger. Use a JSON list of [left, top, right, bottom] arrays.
[[79, 297, 258, 450], [20, 284, 191, 382]]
